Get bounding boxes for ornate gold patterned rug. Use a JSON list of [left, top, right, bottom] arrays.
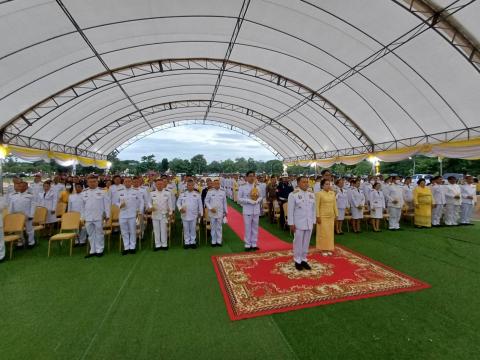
[[212, 246, 430, 320]]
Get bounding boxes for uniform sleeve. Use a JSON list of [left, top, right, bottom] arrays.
[[204, 191, 212, 210], [287, 192, 295, 225], [198, 197, 203, 216], [333, 194, 338, 217], [223, 193, 228, 215], [138, 193, 144, 213], [80, 196, 86, 220], [104, 194, 111, 219], [176, 196, 183, 211]]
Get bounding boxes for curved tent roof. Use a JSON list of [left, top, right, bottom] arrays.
[[0, 0, 479, 163]]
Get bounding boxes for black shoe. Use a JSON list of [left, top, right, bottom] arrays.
[[301, 261, 312, 270], [96, 252, 104, 257], [85, 253, 95, 259], [0, 257, 5, 263], [184, 245, 189, 249], [154, 246, 161, 252], [191, 244, 197, 249], [251, 247, 259, 251], [217, 243, 222, 247], [161, 246, 169, 251], [130, 249, 136, 254], [74, 243, 80, 248], [295, 262, 303, 271], [211, 243, 216, 247], [245, 247, 251, 252], [121, 250, 129, 256], [27, 244, 35, 249]]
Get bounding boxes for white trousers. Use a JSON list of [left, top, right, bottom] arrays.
[[460, 203, 474, 224], [86, 221, 104, 254], [432, 204, 444, 225], [182, 220, 197, 245], [18, 219, 35, 246], [152, 217, 168, 247], [210, 217, 223, 244], [243, 213, 259, 248], [388, 207, 401, 229], [120, 217, 137, 250], [293, 228, 312, 264], [444, 204, 460, 226], [75, 228, 87, 244]]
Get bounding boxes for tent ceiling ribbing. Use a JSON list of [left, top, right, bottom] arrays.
[[0, 0, 479, 163]]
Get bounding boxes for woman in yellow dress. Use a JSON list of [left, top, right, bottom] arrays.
[[413, 178, 433, 228], [315, 179, 338, 256]]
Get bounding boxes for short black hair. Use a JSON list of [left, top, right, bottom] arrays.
[[246, 171, 255, 177], [320, 169, 331, 176], [297, 175, 307, 183], [447, 176, 456, 181], [417, 178, 426, 185], [320, 179, 330, 187]]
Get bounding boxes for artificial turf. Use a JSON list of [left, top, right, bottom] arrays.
[[1, 204, 479, 360]]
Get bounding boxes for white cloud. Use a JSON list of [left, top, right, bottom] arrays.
[[117, 125, 276, 162]]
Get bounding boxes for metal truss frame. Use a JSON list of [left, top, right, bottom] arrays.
[[393, 0, 480, 72], [2, 58, 372, 157], [274, 0, 476, 122], [283, 126, 480, 163], [75, 99, 315, 157], [0, 131, 107, 159], [109, 119, 282, 160]]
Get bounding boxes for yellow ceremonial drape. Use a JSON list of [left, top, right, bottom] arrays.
[[413, 186, 432, 227], [315, 190, 338, 251]]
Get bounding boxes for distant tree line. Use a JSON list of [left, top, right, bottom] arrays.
[[3, 153, 479, 177]]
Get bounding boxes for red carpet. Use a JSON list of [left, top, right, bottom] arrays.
[[226, 206, 290, 250], [212, 246, 430, 320]]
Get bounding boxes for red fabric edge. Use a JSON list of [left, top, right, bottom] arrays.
[[211, 245, 431, 321]]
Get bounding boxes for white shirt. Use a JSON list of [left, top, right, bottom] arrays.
[[431, 184, 445, 205], [36, 189, 58, 213], [460, 184, 476, 205], [348, 187, 365, 208], [68, 193, 84, 213], [177, 190, 203, 221], [369, 190, 386, 208], [335, 188, 349, 209], [385, 184, 404, 208], [444, 184, 462, 205], [149, 190, 174, 219], [205, 188, 228, 218], [8, 192, 35, 218], [287, 189, 316, 230], [116, 188, 143, 219], [238, 183, 262, 216], [81, 188, 110, 222]]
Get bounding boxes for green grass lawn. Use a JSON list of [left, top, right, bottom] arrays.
[[1, 204, 479, 360]]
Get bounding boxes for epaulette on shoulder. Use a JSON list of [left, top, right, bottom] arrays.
[[293, 189, 300, 193], [307, 188, 313, 192]]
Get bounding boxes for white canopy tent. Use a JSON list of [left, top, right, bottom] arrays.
[[0, 0, 479, 167]]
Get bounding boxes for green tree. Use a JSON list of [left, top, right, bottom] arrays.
[[160, 158, 169, 172], [190, 154, 207, 174], [222, 159, 236, 173], [207, 160, 222, 173]]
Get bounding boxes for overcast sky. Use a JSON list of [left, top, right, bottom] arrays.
[[118, 125, 276, 162]]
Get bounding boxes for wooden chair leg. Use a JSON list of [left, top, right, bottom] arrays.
[[9, 242, 14, 259], [69, 239, 73, 256], [48, 240, 51, 257]]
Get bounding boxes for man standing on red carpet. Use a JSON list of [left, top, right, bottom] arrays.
[[288, 176, 316, 271], [238, 171, 263, 251]]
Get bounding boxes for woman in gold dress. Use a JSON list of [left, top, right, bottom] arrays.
[[315, 179, 338, 256], [413, 178, 433, 228]]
